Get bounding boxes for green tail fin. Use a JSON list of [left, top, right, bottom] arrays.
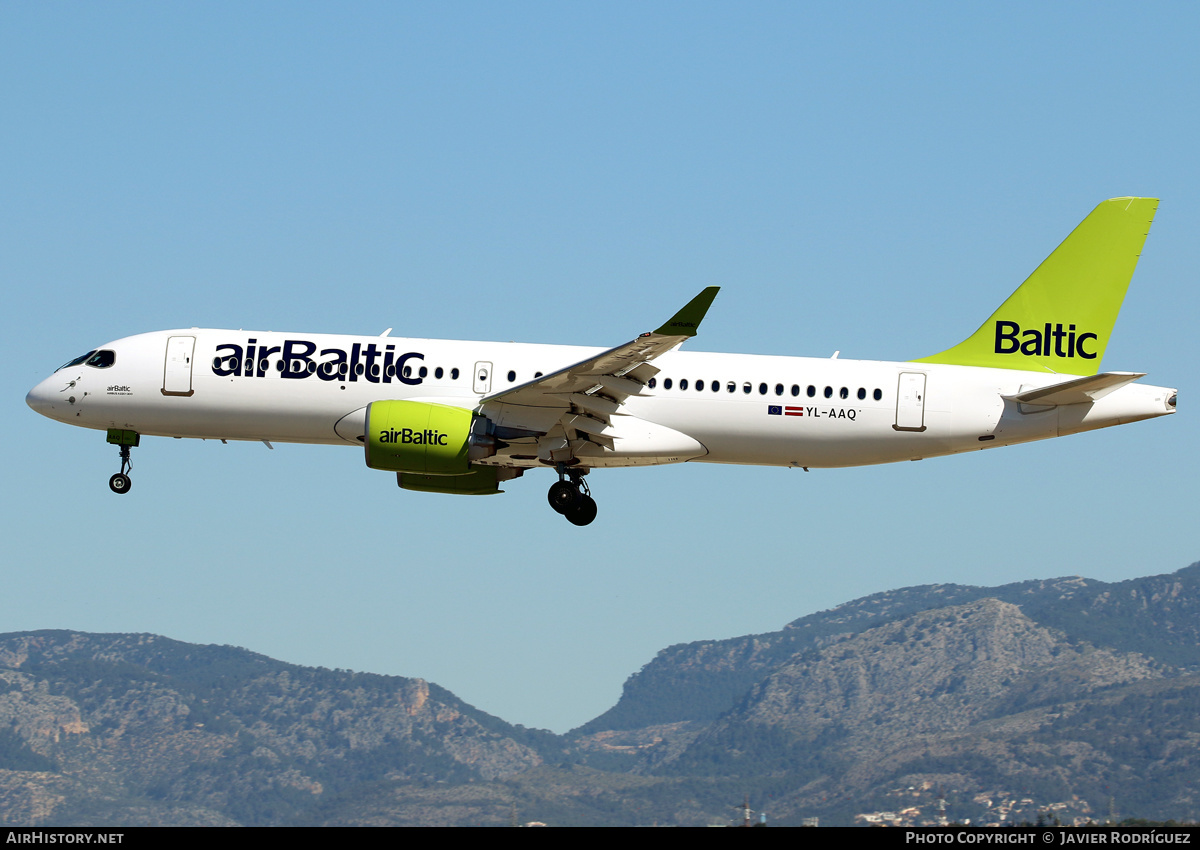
[[913, 197, 1158, 376]]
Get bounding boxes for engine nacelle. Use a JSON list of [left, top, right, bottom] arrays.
[[399, 467, 504, 495], [364, 400, 495, 474]]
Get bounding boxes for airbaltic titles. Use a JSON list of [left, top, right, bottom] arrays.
[[212, 339, 431, 384], [993, 321, 1098, 360]]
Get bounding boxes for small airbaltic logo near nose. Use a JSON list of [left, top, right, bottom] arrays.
[[378, 428, 448, 446], [994, 321, 1098, 359]]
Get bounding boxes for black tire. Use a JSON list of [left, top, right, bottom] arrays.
[[109, 473, 131, 494], [565, 494, 597, 526], [547, 480, 580, 514]]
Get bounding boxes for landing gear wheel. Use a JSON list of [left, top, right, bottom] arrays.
[[108, 438, 136, 494], [565, 494, 597, 526], [548, 480, 580, 514]]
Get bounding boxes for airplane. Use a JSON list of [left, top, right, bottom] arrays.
[[26, 197, 1177, 527]]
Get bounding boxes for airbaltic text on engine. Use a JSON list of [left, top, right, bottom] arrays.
[[378, 428, 449, 446]]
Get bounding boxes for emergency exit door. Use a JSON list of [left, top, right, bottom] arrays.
[[473, 361, 493, 394]]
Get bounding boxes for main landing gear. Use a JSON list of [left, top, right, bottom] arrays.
[[106, 429, 139, 495], [547, 467, 597, 526]]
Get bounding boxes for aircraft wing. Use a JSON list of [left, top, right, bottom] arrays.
[[481, 287, 719, 408], [478, 287, 719, 446]]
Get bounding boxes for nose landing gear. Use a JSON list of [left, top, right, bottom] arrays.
[[106, 429, 139, 495], [547, 467, 597, 526]]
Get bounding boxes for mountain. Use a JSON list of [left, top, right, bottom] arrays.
[[0, 631, 556, 826], [3, 563, 1200, 826], [575, 563, 1200, 738], [653, 598, 1200, 824], [568, 563, 1200, 824]]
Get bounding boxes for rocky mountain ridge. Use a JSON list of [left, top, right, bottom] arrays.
[[2, 562, 1199, 825], [576, 562, 1200, 737]]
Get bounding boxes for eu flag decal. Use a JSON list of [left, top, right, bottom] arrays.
[[768, 405, 782, 415]]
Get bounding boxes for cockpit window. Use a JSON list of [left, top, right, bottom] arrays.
[[55, 349, 115, 372], [57, 351, 96, 372]]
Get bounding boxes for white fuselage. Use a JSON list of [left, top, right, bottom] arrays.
[[26, 328, 1177, 472]]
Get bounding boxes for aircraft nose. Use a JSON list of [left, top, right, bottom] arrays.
[[26, 376, 63, 418]]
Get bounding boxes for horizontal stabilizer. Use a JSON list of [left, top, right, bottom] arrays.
[[1002, 372, 1146, 406]]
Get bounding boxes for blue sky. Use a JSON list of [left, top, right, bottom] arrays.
[[4, 3, 1197, 733]]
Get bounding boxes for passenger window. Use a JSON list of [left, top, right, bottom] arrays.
[[507, 370, 516, 382], [758, 383, 768, 395], [419, 366, 428, 378], [664, 378, 673, 390], [696, 379, 703, 391], [857, 387, 866, 400], [840, 387, 848, 399], [775, 383, 784, 396], [648, 377, 657, 389], [451, 368, 460, 380], [807, 385, 816, 398], [435, 367, 444, 379], [873, 388, 882, 401], [403, 366, 412, 378], [727, 382, 735, 393], [743, 382, 752, 394], [824, 386, 833, 398], [680, 379, 689, 390], [711, 380, 719, 392], [791, 384, 800, 397]]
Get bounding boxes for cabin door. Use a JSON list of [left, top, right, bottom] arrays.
[[162, 336, 196, 397], [894, 372, 927, 432]]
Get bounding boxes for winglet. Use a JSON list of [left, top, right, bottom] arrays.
[[653, 286, 720, 337]]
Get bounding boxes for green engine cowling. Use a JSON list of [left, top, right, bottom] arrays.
[[365, 400, 519, 495], [365, 400, 477, 474]]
